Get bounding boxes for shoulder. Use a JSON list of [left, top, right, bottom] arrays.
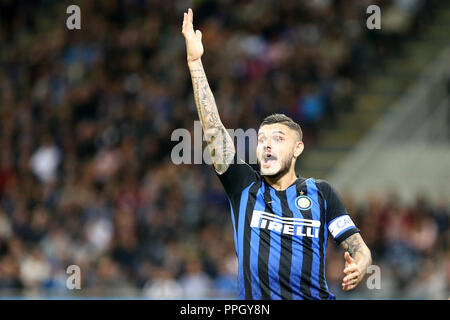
[[314, 179, 333, 193], [299, 177, 333, 193], [305, 178, 341, 202]]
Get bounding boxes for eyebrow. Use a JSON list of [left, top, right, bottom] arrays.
[[258, 130, 286, 136]]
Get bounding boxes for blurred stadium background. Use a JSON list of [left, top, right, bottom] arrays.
[[0, 0, 449, 299]]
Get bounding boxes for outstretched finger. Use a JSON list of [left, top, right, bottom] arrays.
[[188, 8, 193, 24], [344, 278, 358, 286], [342, 282, 357, 291], [343, 272, 359, 283], [182, 13, 193, 34], [343, 264, 358, 274]]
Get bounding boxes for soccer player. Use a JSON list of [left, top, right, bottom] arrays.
[[182, 8, 372, 300]]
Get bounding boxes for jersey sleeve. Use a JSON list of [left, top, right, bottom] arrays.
[[215, 153, 259, 198], [317, 180, 360, 245]]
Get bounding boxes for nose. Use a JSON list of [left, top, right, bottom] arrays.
[[263, 139, 271, 151]]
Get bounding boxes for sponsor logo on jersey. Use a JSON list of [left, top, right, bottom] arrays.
[[251, 210, 320, 238]]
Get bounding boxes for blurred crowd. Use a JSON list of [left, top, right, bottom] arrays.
[[0, 0, 448, 298], [328, 194, 449, 299]]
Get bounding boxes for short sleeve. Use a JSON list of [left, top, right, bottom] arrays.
[[215, 153, 259, 197], [317, 180, 360, 245]]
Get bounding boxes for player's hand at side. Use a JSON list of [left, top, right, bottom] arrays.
[[181, 8, 203, 62], [342, 251, 363, 291]]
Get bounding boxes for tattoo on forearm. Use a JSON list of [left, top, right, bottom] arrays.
[[190, 63, 235, 173], [342, 233, 363, 258], [191, 70, 219, 128], [341, 233, 372, 273]]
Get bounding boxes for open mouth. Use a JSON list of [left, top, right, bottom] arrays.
[[262, 153, 277, 166]]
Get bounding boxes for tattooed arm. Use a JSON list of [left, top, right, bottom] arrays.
[[339, 233, 372, 291], [182, 8, 235, 174], [188, 60, 235, 174]]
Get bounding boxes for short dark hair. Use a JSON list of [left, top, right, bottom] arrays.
[[259, 113, 303, 141]]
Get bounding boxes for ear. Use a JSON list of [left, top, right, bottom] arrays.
[[293, 141, 304, 158]]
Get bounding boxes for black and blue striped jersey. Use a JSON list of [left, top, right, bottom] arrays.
[[216, 156, 360, 300]]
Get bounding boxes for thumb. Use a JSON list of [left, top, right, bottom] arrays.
[[195, 30, 202, 40], [344, 251, 354, 264]]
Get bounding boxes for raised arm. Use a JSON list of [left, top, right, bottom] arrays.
[[340, 233, 372, 291], [181, 8, 235, 174]]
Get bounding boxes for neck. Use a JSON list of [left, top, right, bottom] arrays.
[[264, 168, 298, 191]]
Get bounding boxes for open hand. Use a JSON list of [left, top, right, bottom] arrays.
[[342, 251, 363, 291], [181, 8, 204, 62]]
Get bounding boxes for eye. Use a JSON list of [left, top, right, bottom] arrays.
[[274, 136, 283, 142]]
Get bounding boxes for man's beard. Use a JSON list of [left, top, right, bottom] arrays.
[[258, 152, 293, 180]]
